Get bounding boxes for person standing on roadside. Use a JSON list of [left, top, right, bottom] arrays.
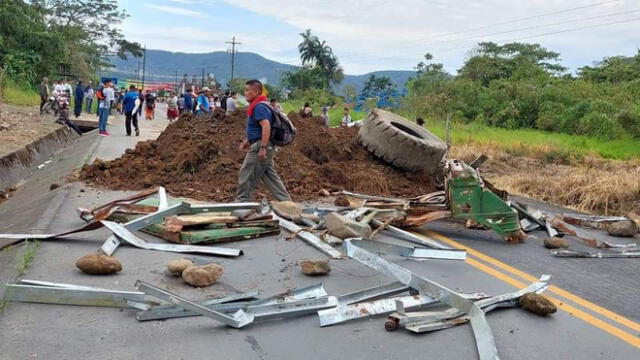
[[53, 79, 64, 97], [195, 87, 211, 115], [299, 102, 313, 118], [74, 80, 84, 118], [98, 79, 115, 136], [123, 85, 140, 136], [177, 94, 185, 114], [39, 77, 50, 114], [341, 107, 352, 126], [144, 90, 156, 120], [183, 88, 194, 114], [137, 89, 144, 118], [226, 91, 238, 113], [236, 79, 291, 202], [220, 90, 230, 112], [85, 83, 94, 113], [270, 98, 284, 113], [321, 106, 330, 126], [167, 90, 179, 122]]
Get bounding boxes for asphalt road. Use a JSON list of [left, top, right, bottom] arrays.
[[0, 105, 638, 359]]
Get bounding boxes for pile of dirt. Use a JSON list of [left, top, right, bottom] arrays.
[[80, 110, 436, 202]]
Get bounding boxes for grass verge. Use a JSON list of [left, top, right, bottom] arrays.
[[15, 240, 40, 276], [1, 79, 40, 106]]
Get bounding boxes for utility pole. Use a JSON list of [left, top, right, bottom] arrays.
[[141, 45, 147, 90], [225, 36, 241, 88], [201, 68, 205, 88], [174, 70, 178, 92]]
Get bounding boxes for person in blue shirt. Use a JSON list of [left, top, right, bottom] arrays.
[[235, 79, 291, 202], [74, 80, 84, 118], [195, 87, 211, 115], [183, 88, 194, 114], [122, 85, 140, 136]]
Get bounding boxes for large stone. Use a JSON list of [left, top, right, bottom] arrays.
[[166, 259, 194, 276], [325, 212, 372, 239], [75, 253, 122, 275], [543, 237, 569, 249], [520, 293, 557, 316], [182, 263, 224, 287], [271, 201, 303, 222], [299, 259, 331, 275], [606, 221, 638, 237]]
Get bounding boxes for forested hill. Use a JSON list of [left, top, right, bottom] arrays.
[[105, 49, 415, 92]]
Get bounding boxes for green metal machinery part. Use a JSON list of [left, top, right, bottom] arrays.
[[447, 160, 523, 241]]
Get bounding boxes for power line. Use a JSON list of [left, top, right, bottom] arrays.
[[336, 0, 622, 61], [345, 16, 640, 65], [345, 9, 639, 63]]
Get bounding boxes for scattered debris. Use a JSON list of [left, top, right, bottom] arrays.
[[49, 183, 60, 191], [166, 258, 194, 276], [544, 237, 570, 249], [334, 196, 350, 207], [318, 189, 331, 197], [299, 259, 331, 276], [75, 253, 122, 275], [606, 220, 638, 237], [551, 249, 640, 258], [181, 263, 224, 287], [325, 212, 372, 239], [520, 293, 557, 316], [271, 201, 303, 222]]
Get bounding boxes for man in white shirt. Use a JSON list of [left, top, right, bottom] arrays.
[[226, 91, 238, 113], [53, 79, 64, 96], [98, 80, 115, 136]]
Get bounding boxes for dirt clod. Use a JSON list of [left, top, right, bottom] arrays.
[[75, 253, 122, 275], [49, 183, 60, 191], [166, 258, 194, 276], [299, 259, 331, 275], [79, 110, 435, 202], [544, 237, 570, 249], [181, 263, 224, 287], [334, 196, 350, 207], [606, 221, 638, 237], [520, 293, 557, 316]]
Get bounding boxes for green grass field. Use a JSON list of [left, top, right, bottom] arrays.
[[282, 100, 640, 161], [1, 80, 40, 106]]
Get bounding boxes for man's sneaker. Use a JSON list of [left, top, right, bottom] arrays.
[[98, 131, 107, 136], [103, 131, 111, 136], [135, 129, 140, 136]]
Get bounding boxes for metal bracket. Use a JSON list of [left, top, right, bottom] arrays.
[[274, 214, 343, 259], [344, 239, 499, 360], [135, 281, 254, 328], [101, 220, 243, 257], [5, 283, 146, 308]]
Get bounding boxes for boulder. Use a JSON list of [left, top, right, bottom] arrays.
[[76, 253, 122, 275], [606, 221, 638, 237], [271, 201, 303, 222], [325, 212, 372, 239], [166, 259, 194, 276], [299, 259, 331, 275], [520, 293, 557, 316], [182, 263, 224, 287], [543, 237, 570, 249]]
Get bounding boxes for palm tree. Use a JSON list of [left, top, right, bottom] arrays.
[[297, 29, 344, 87], [298, 29, 319, 66]]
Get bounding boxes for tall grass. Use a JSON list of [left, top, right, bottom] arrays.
[[1, 79, 40, 106]]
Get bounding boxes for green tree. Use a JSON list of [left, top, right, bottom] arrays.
[[342, 84, 357, 101], [361, 74, 395, 98], [294, 29, 343, 88], [458, 42, 566, 86], [578, 52, 640, 83]]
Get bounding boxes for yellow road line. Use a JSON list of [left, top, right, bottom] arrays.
[[424, 229, 640, 334], [466, 257, 640, 348]]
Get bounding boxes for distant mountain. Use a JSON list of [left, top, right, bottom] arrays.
[[105, 49, 415, 93]]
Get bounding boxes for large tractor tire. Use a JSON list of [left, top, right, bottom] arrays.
[[358, 109, 448, 175]]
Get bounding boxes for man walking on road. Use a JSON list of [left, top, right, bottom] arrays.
[[123, 85, 140, 136], [85, 83, 94, 113], [236, 79, 291, 202], [98, 79, 114, 136], [39, 77, 49, 114]]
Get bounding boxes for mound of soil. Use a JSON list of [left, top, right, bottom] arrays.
[[80, 110, 436, 202]]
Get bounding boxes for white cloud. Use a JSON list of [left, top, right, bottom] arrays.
[[220, 0, 640, 74], [144, 4, 207, 19]]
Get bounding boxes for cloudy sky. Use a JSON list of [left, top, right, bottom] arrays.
[[118, 0, 639, 75]]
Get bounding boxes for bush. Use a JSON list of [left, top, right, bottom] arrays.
[[577, 112, 623, 140], [616, 106, 640, 138]]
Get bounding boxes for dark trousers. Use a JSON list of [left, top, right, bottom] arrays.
[[40, 97, 47, 113], [74, 100, 82, 117], [125, 111, 138, 135]]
